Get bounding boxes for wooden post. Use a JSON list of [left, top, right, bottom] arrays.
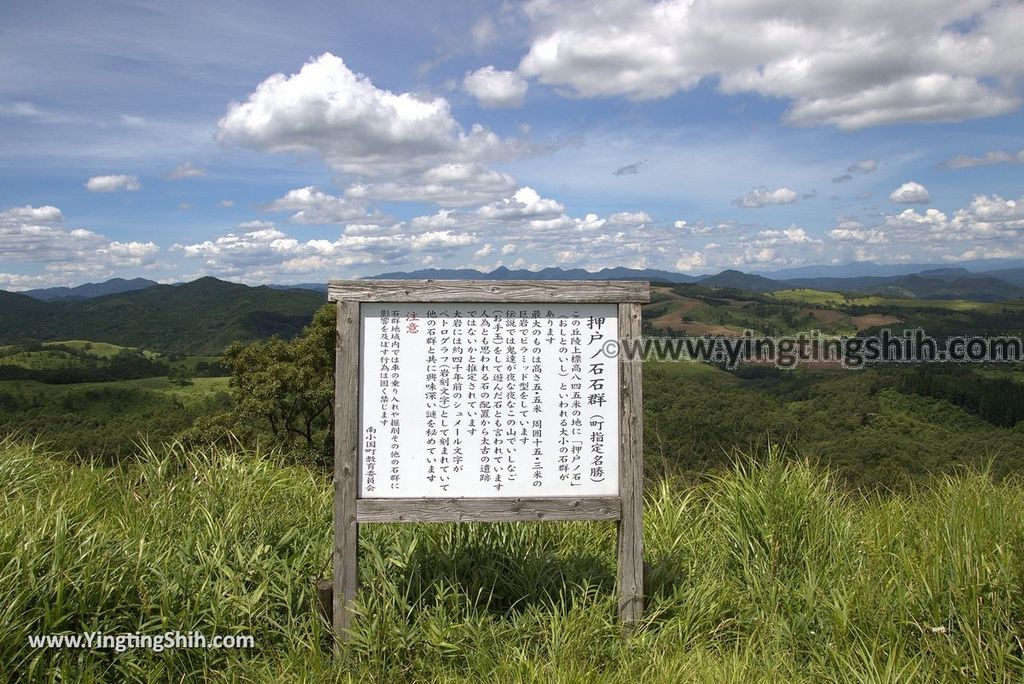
[[315, 579, 333, 627], [617, 301, 644, 628], [333, 300, 359, 641]]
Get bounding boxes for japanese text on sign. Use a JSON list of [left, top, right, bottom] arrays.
[[360, 303, 618, 498]]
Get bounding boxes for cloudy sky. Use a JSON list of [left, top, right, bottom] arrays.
[[2, 0, 1024, 289]]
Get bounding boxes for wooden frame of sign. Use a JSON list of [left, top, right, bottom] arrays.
[[328, 279, 649, 641]]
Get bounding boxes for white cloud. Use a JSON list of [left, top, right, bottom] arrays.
[[608, 211, 652, 225], [464, 66, 529, 107], [576, 214, 607, 231], [516, 0, 1024, 128], [829, 227, 889, 244], [177, 217, 479, 278], [344, 163, 516, 207], [783, 75, 1018, 129], [889, 181, 930, 204], [827, 193, 1024, 264], [409, 210, 458, 230], [84, 174, 141, 192], [476, 187, 563, 220], [675, 250, 707, 271], [733, 187, 799, 208], [236, 220, 277, 230], [0, 272, 63, 291], [97, 241, 159, 264], [217, 52, 524, 190], [884, 208, 951, 236], [673, 220, 737, 237], [0, 205, 63, 223], [167, 162, 207, 179], [266, 186, 375, 224], [752, 227, 821, 247], [0, 204, 158, 281], [938, 149, 1024, 169]]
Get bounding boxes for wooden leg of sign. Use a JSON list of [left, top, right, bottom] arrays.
[[333, 300, 360, 643], [617, 302, 644, 630]]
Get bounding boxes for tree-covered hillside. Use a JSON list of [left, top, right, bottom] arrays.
[[0, 277, 323, 355]]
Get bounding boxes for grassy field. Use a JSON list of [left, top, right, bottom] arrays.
[[0, 340, 161, 366], [645, 286, 908, 337], [47, 340, 161, 359], [0, 376, 229, 410], [770, 289, 1024, 312], [0, 377, 231, 460], [2, 437, 1022, 682]]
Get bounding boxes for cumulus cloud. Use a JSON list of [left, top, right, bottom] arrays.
[[889, 181, 931, 204], [675, 250, 707, 271], [671, 225, 824, 272], [464, 66, 528, 107], [476, 187, 563, 220], [515, 0, 1024, 128], [829, 225, 889, 244], [825, 193, 1024, 263], [0, 204, 158, 282], [831, 174, 853, 184], [167, 162, 207, 179], [0, 272, 63, 291], [344, 163, 516, 206], [217, 53, 524, 194], [177, 219, 477, 278], [85, 174, 141, 192], [608, 211, 652, 225], [733, 187, 799, 208], [0, 205, 63, 223], [266, 186, 375, 224]]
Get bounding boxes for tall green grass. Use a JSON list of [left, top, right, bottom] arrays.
[[1, 437, 1022, 682]]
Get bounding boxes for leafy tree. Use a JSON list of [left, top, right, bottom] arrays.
[[223, 304, 335, 464], [168, 365, 194, 386]]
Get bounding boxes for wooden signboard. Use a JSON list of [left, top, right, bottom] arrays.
[[328, 280, 649, 640]]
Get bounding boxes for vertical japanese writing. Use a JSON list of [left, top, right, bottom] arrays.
[[360, 302, 617, 498], [437, 309, 451, 492], [424, 310, 438, 489], [388, 309, 401, 489], [586, 315, 607, 485]]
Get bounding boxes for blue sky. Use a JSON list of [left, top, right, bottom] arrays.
[[2, 0, 1024, 288]]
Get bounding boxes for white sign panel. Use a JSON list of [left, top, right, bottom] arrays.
[[359, 303, 619, 498]]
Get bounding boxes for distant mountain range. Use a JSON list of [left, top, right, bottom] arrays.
[[1, 277, 323, 355], [2, 263, 1022, 355], [366, 264, 1024, 302], [22, 277, 159, 301], [752, 258, 1024, 280], [12, 262, 1024, 305]]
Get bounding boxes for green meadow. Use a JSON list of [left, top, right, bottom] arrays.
[[2, 438, 1022, 682]]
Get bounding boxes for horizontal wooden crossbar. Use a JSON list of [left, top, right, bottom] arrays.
[[328, 279, 650, 303], [355, 496, 621, 523]]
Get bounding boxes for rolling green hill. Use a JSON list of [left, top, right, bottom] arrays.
[[0, 277, 324, 355]]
